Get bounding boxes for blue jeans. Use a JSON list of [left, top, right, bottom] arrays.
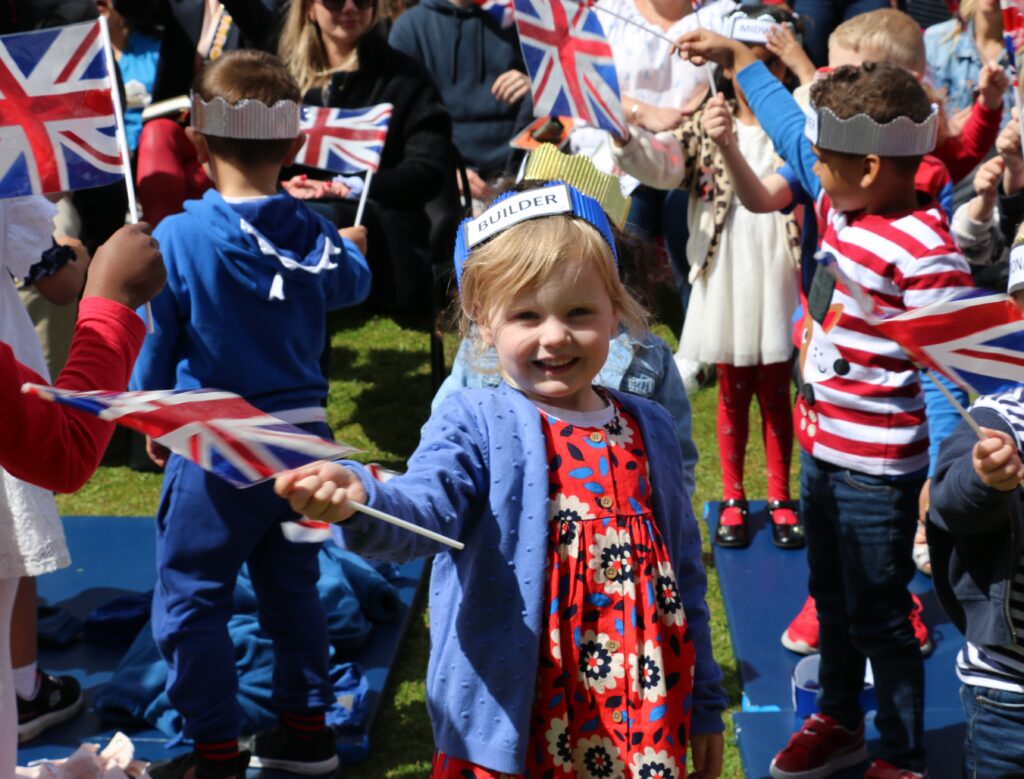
[[961, 683, 1024, 777], [626, 185, 691, 316], [800, 451, 926, 771], [789, 0, 892, 67]]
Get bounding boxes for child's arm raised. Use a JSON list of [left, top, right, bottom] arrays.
[[611, 125, 691, 191], [704, 93, 795, 213], [677, 29, 821, 200]]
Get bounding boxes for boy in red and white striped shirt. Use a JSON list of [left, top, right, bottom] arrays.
[[674, 32, 975, 779]]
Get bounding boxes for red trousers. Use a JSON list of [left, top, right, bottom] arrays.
[[136, 119, 214, 227], [716, 361, 793, 502]]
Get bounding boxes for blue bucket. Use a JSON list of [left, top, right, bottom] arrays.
[[792, 655, 876, 719]]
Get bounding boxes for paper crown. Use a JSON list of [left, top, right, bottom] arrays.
[[1010, 229, 1024, 296], [521, 143, 631, 229], [722, 11, 798, 45], [805, 103, 939, 156], [453, 181, 618, 289], [190, 93, 300, 139]]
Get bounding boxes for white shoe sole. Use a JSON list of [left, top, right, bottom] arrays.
[[781, 629, 818, 656], [769, 743, 867, 779], [248, 754, 339, 775], [18, 692, 84, 743]]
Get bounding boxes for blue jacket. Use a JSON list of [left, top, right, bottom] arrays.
[[130, 189, 371, 412], [434, 330, 699, 498], [925, 19, 1013, 122], [930, 405, 1024, 646], [388, 0, 525, 173], [334, 382, 726, 773]]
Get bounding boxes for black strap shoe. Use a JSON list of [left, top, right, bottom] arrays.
[[767, 500, 805, 549], [715, 499, 750, 548]]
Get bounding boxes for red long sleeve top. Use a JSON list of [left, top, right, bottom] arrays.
[[935, 100, 1003, 184], [1, 297, 145, 493]]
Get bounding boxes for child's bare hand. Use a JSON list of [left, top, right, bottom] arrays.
[[974, 155, 1006, 200], [146, 436, 170, 469], [702, 93, 734, 147], [339, 225, 368, 256], [765, 25, 815, 84], [275, 461, 367, 522], [636, 104, 685, 133], [83, 222, 165, 311], [972, 428, 1024, 491], [675, 29, 749, 70], [978, 62, 1009, 111], [997, 116, 1023, 162], [689, 732, 724, 779]]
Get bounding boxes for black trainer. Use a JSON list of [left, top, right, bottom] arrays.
[[17, 672, 84, 742], [243, 725, 339, 776], [148, 750, 251, 779]]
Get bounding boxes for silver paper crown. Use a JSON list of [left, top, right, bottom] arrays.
[[722, 12, 796, 44], [190, 93, 300, 139], [805, 103, 939, 156]]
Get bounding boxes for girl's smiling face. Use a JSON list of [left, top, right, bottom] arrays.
[[478, 258, 620, 413]]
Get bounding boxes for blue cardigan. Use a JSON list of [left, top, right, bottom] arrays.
[[335, 382, 726, 773]]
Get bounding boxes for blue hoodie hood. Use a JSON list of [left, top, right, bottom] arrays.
[[183, 189, 345, 302]]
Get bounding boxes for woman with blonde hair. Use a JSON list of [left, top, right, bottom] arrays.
[[278, 0, 452, 313]]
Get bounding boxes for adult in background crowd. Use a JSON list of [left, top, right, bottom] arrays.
[[389, 0, 530, 205], [279, 0, 452, 314]]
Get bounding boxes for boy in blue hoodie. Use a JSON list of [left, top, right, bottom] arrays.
[[130, 50, 371, 779]]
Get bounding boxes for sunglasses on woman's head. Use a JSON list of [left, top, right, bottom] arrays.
[[318, 0, 375, 10]]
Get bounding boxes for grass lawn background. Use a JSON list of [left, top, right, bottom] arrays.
[[56, 309, 801, 778]]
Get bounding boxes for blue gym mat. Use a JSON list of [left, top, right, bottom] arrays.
[[17, 515, 426, 769], [705, 501, 965, 779]]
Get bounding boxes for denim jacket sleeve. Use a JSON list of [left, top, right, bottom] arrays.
[[643, 338, 699, 499]]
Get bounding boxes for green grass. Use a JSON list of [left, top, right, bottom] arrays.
[[54, 311, 799, 778]]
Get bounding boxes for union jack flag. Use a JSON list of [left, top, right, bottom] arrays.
[[474, 0, 515, 27], [870, 289, 1024, 396], [513, 0, 628, 137], [0, 21, 125, 197], [294, 103, 392, 175], [21, 385, 355, 489]]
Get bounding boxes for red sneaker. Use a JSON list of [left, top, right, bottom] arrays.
[[781, 596, 819, 655], [864, 758, 929, 778], [782, 595, 933, 656], [770, 713, 866, 779], [910, 594, 933, 656]]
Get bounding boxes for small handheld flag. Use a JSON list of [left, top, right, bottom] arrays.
[[21, 384, 465, 550], [473, 0, 515, 27], [294, 103, 392, 176], [514, 0, 628, 137], [0, 21, 125, 197]]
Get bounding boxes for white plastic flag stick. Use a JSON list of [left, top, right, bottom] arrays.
[[343, 499, 464, 550], [353, 170, 373, 227], [923, 369, 985, 440], [99, 16, 154, 333]]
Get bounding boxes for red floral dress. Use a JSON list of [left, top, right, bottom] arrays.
[[432, 400, 696, 779]]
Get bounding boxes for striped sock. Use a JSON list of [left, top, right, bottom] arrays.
[[195, 739, 241, 772], [281, 710, 326, 741]]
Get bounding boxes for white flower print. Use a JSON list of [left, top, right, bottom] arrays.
[[550, 493, 594, 522], [550, 625, 563, 662], [573, 735, 625, 779], [629, 639, 667, 703], [588, 527, 636, 598], [630, 747, 681, 779], [604, 411, 635, 448], [577, 630, 625, 693], [654, 560, 686, 627], [545, 715, 573, 771]]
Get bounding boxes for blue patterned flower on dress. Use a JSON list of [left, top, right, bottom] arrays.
[[604, 412, 634, 447], [630, 747, 682, 779], [577, 630, 625, 693], [544, 715, 573, 770], [588, 527, 636, 598], [630, 639, 667, 703], [574, 735, 624, 779], [654, 560, 686, 627]]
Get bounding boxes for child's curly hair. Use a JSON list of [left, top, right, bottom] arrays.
[[809, 62, 932, 173]]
